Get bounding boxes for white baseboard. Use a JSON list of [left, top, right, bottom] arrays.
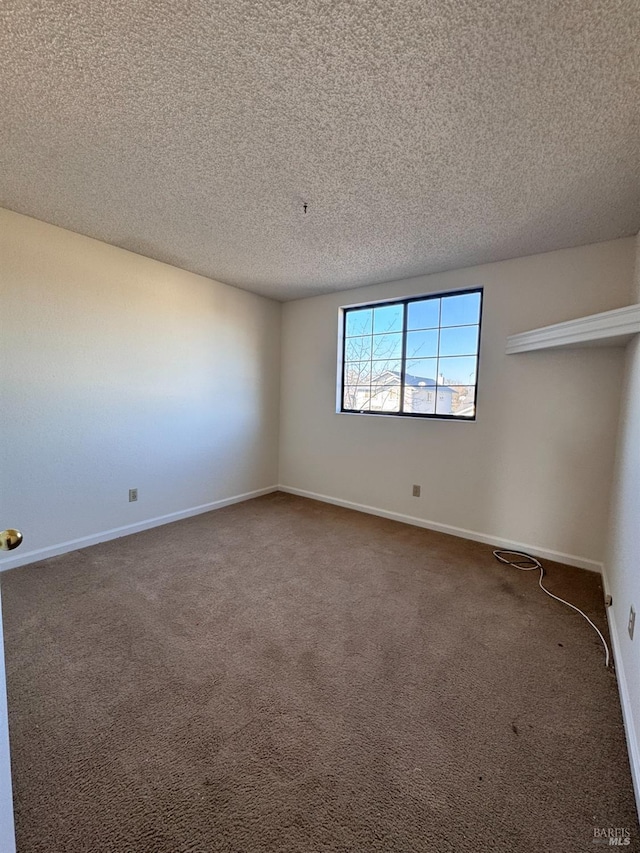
[[0, 486, 279, 572], [601, 568, 640, 819], [3, 483, 603, 575], [278, 485, 603, 573]]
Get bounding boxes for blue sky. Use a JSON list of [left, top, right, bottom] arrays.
[[345, 291, 481, 338], [345, 292, 480, 386]]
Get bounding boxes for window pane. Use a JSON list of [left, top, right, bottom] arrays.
[[437, 356, 477, 386], [404, 358, 438, 383], [372, 332, 402, 360], [345, 336, 372, 362], [344, 361, 372, 384], [451, 386, 476, 417], [343, 386, 371, 411], [403, 385, 436, 414], [407, 298, 440, 330], [341, 288, 481, 419], [370, 386, 401, 412], [406, 329, 438, 360], [345, 309, 372, 337], [371, 360, 401, 384], [435, 387, 455, 416], [439, 325, 479, 357], [373, 303, 403, 334], [440, 292, 481, 327]]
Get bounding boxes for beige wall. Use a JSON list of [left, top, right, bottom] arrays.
[[279, 238, 635, 568], [0, 209, 281, 567], [0, 587, 14, 853], [605, 233, 640, 805]]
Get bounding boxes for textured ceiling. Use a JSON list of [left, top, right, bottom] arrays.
[[1, 0, 639, 301]]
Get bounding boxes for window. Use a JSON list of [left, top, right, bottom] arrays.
[[340, 288, 482, 419]]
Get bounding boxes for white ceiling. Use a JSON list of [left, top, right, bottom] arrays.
[[1, 1, 639, 301]]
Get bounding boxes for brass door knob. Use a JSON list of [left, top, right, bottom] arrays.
[[0, 529, 23, 551]]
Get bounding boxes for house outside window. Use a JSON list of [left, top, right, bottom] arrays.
[[340, 288, 482, 420]]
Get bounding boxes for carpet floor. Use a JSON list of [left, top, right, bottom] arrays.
[[1, 493, 638, 852]]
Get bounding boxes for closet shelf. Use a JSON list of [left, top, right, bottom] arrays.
[[506, 303, 640, 354]]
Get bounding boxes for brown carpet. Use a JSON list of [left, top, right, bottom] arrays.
[[1, 493, 638, 852]]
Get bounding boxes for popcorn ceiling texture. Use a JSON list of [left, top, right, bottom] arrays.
[[1, 0, 639, 301]]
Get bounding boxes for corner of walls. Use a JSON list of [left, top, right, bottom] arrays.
[[274, 297, 287, 487], [278, 238, 635, 568], [0, 209, 282, 569]]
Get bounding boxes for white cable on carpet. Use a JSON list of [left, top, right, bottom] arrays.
[[492, 549, 610, 668]]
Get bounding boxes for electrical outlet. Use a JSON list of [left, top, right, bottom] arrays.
[[628, 605, 636, 641], [412, 484, 421, 497], [129, 488, 138, 502]]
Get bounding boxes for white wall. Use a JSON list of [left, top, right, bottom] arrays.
[[605, 233, 640, 807], [0, 589, 15, 853], [279, 238, 636, 569], [0, 209, 281, 568]]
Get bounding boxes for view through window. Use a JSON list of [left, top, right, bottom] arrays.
[[341, 288, 482, 419]]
